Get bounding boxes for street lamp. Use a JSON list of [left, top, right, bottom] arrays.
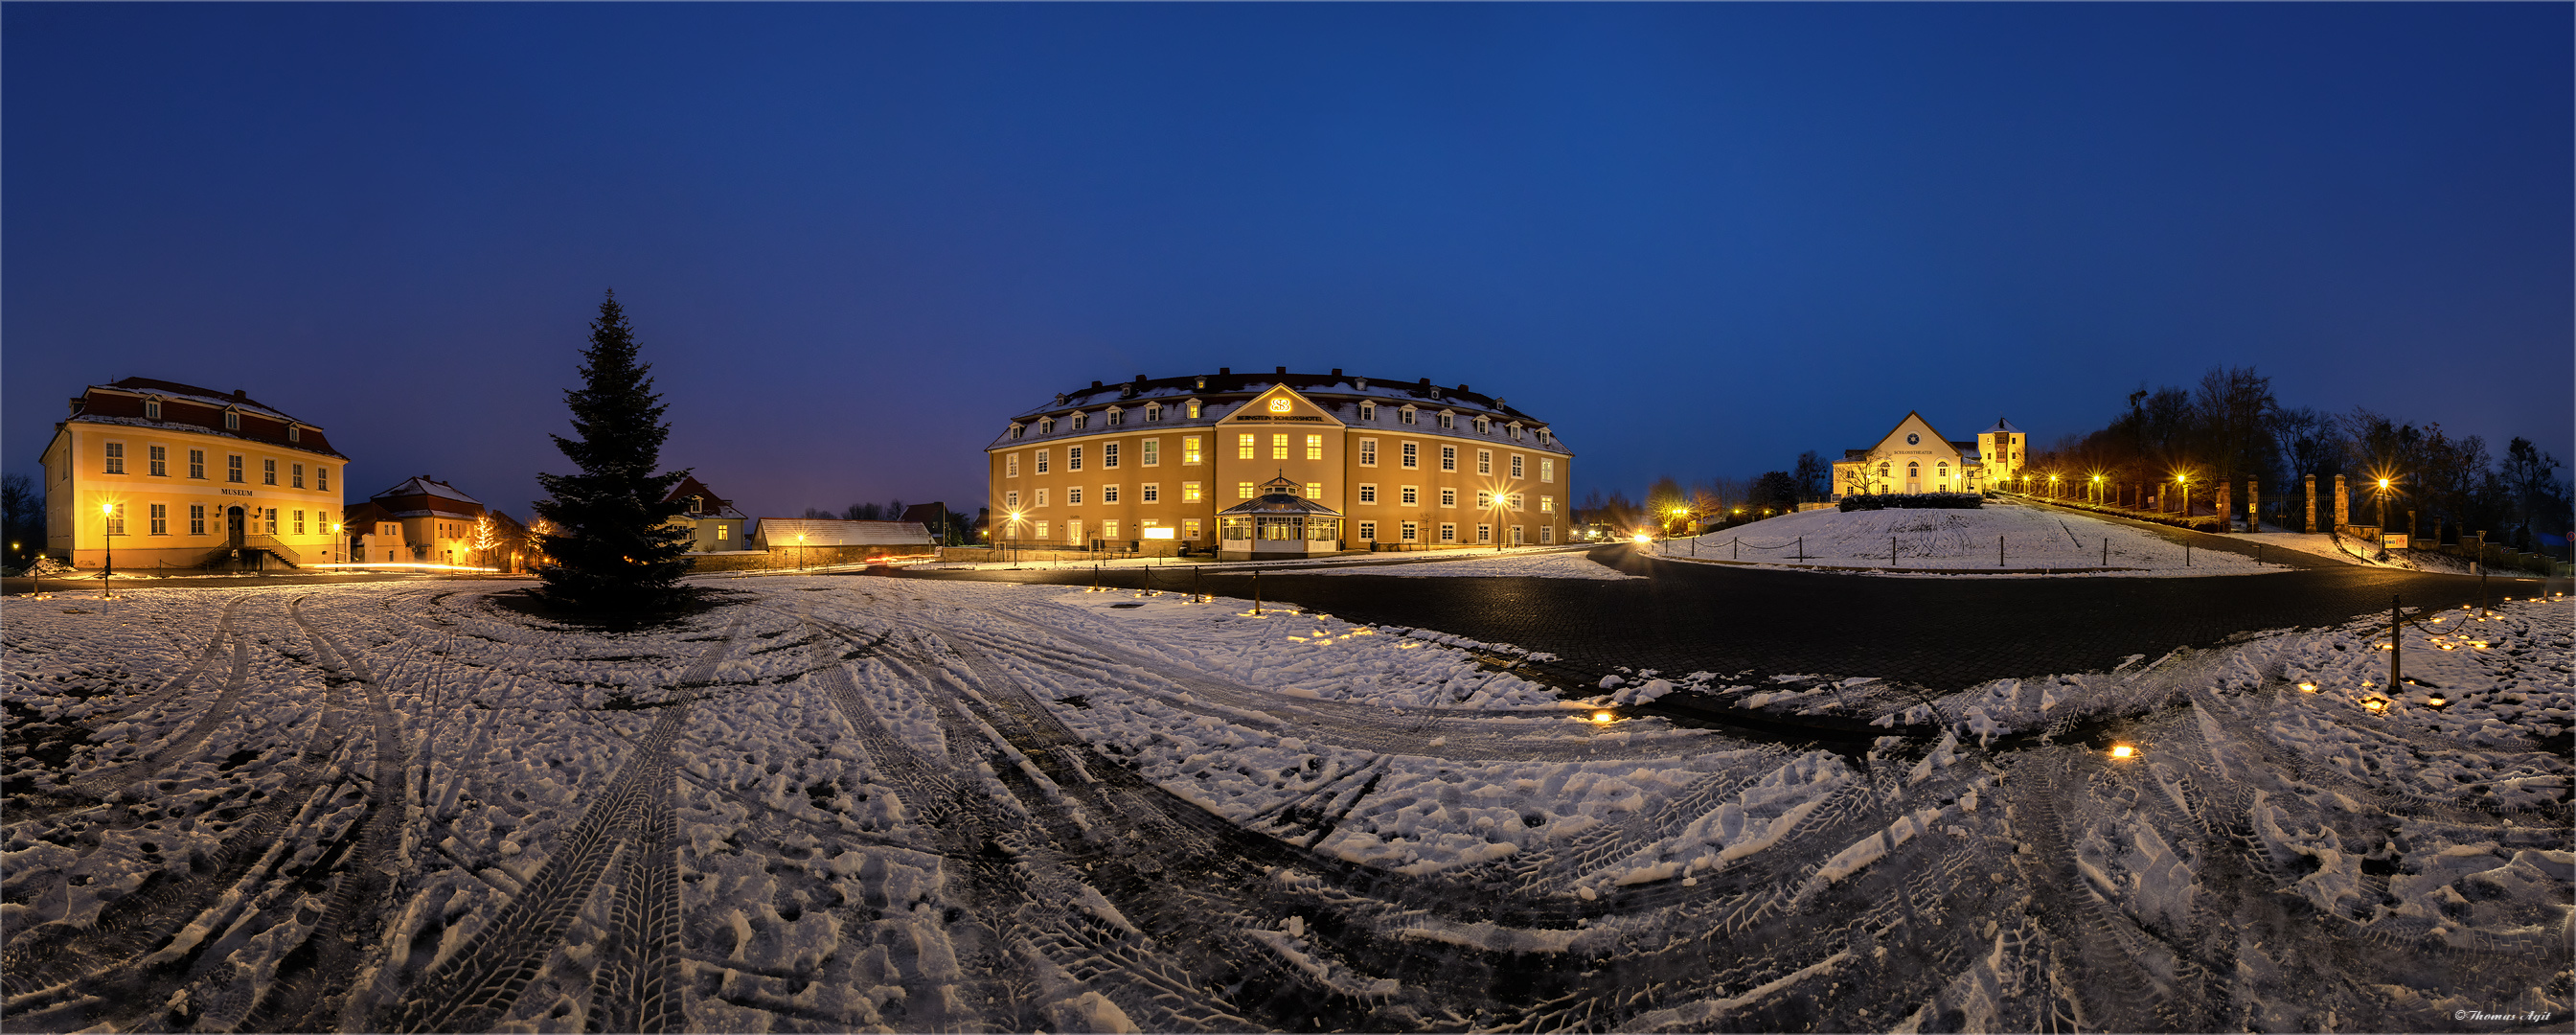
[[2048, 472, 2059, 498], [2090, 473, 2102, 504], [2174, 472, 2191, 518], [797, 532, 809, 571], [100, 502, 116, 597]]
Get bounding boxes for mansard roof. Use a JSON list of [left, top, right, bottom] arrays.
[[62, 377, 346, 459]]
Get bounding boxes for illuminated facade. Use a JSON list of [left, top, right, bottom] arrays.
[[342, 477, 487, 566], [39, 378, 348, 569], [1831, 412, 2016, 498], [987, 368, 1575, 554]]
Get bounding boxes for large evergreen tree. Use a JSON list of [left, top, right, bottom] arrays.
[[534, 290, 695, 610]]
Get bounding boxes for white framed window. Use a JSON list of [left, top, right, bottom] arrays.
[[1306, 482, 1321, 497], [1040, 417, 1056, 434], [1400, 405, 1417, 426], [1104, 442, 1120, 468], [291, 463, 305, 488], [1511, 525, 1524, 545], [1071, 411, 1088, 430], [1007, 453, 1020, 477], [1103, 485, 1120, 503], [1036, 520, 1050, 539], [1184, 518, 1202, 539], [1541, 458, 1555, 483], [1402, 521, 1419, 542], [1476, 523, 1493, 543], [1540, 495, 1555, 514], [1238, 433, 1256, 460], [1510, 425, 1524, 441], [148, 445, 168, 476], [1142, 483, 1160, 503], [1306, 434, 1322, 460], [1183, 436, 1203, 464], [287, 426, 301, 443], [263, 508, 277, 535], [1142, 439, 1159, 466], [1146, 402, 1162, 422], [1238, 481, 1256, 499], [1186, 400, 1202, 419], [1438, 412, 1455, 430], [1510, 493, 1524, 511], [1401, 442, 1419, 469], [1103, 519, 1119, 539], [1475, 490, 1493, 509], [263, 458, 277, 485], [1358, 439, 1378, 466], [1106, 408, 1124, 426], [1183, 481, 1203, 501], [1401, 485, 1419, 505], [1511, 454, 1524, 478], [1474, 416, 1490, 434], [1037, 448, 1052, 473], [103, 442, 125, 473], [149, 503, 168, 535], [189, 503, 206, 536], [1010, 424, 1025, 440], [1069, 446, 1084, 471], [1066, 518, 1083, 542], [316, 466, 329, 493], [1541, 525, 1555, 543], [228, 454, 244, 483], [1006, 490, 1022, 509], [188, 449, 205, 479], [1358, 402, 1376, 422], [1440, 446, 1456, 472], [103, 503, 125, 535], [1036, 488, 1050, 507], [1440, 488, 1457, 508], [293, 510, 306, 535], [145, 399, 162, 420], [1439, 522, 1456, 542], [1068, 488, 1084, 505], [224, 410, 240, 430], [1357, 520, 1377, 540], [1476, 449, 1492, 475], [1357, 483, 1378, 504]]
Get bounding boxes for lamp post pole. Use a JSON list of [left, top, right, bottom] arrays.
[[798, 533, 808, 571]]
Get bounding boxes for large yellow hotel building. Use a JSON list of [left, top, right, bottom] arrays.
[[40, 378, 349, 570], [987, 369, 1574, 560]]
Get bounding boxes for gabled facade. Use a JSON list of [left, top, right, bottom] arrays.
[[1832, 411, 1996, 498], [347, 476, 487, 566], [986, 368, 1576, 554], [663, 475, 749, 552], [39, 378, 348, 569]]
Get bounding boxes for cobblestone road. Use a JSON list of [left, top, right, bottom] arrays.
[[875, 542, 2565, 692]]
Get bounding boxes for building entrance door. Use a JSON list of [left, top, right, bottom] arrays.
[[226, 507, 245, 547]]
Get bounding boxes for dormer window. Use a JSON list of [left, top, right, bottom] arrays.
[[1186, 399, 1202, 419], [1354, 378, 1369, 391], [1071, 411, 1087, 430], [1145, 402, 1162, 422], [1194, 376, 1207, 390], [1400, 405, 1418, 426], [287, 426, 301, 443], [1438, 411, 1455, 430], [1106, 407, 1124, 427], [145, 399, 162, 421], [224, 409, 240, 431], [1508, 423, 1523, 441], [1473, 416, 1490, 434], [1538, 428, 1552, 446], [1039, 418, 1056, 434], [1009, 423, 1025, 440], [1357, 402, 1376, 422]]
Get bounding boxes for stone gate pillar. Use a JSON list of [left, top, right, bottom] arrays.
[[2214, 482, 2230, 528], [2333, 474, 2349, 530], [2246, 478, 2259, 533], [2303, 474, 2315, 533]]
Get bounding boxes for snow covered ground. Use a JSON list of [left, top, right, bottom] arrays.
[[4, 579, 2566, 1032], [1658, 499, 2287, 576], [908, 543, 1591, 573]]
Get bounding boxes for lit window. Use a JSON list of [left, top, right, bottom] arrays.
[[1184, 436, 1202, 464], [1440, 446, 1456, 472], [1306, 483, 1321, 497], [1187, 401, 1202, 419], [717, 525, 730, 540], [1183, 482, 1203, 501], [1540, 495, 1554, 514], [1036, 488, 1050, 506], [103, 503, 125, 535], [1068, 488, 1083, 505], [228, 454, 243, 482], [1270, 433, 1288, 460], [1036, 520, 1049, 539], [149, 503, 168, 535], [1440, 488, 1457, 508], [189, 449, 205, 479], [263, 459, 277, 485], [1184, 518, 1201, 539], [1358, 484, 1378, 504], [1067, 519, 1082, 542], [1238, 433, 1256, 460], [294, 510, 306, 535], [1239, 482, 1256, 499], [104, 442, 125, 473], [1007, 453, 1021, 477], [1142, 483, 1159, 502], [1476, 449, 1492, 475], [1358, 520, 1377, 540], [1104, 442, 1120, 468], [1401, 485, 1419, 505], [1358, 439, 1377, 466], [1037, 449, 1051, 473], [148, 445, 167, 476], [1103, 519, 1119, 539], [1401, 442, 1419, 469], [1141, 439, 1158, 466], [189, 504, 205, 536], [1306, 434, 1322, 460], [264, 509, 277, 535], [1511, 455, 1524, 478]]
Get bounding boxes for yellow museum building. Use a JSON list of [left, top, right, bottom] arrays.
[[987, 369, 1575, 560], [40, 378, 349, 570]]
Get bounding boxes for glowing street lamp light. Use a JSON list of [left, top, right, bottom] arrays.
[[100, 501, 116, 597], [797, 532, 809, 571]]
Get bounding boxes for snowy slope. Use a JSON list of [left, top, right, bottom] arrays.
[[1661, 498, 2283, 575]]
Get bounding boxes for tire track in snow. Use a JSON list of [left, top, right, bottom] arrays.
[[382, 616, 740, 1034], [64, 611, 252, 802]]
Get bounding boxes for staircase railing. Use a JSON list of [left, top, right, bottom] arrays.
[[240, 535, 301, 567]]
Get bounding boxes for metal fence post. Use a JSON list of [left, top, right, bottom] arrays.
[[2390, 594, 2402, 687], [1253, 570, 1263, 616]]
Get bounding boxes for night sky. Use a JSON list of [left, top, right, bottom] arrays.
[[8, 3, 2568, 521]]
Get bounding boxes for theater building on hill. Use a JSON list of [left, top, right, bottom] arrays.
[[1831, 412, 2025, 498], [986, 368, 1575, 558], [39, 378, 348, 569]]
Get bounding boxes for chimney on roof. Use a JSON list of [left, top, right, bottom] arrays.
[[1134, 374, 1146, 382], [1219, 367, 1230, 375], [1090, 380, 1103, 389], [1418, 378, 1430, 386], [1330, 368, 1342, 377], [1457, 384, 1470, 393], [232, 389, 246, 399], [1275, 366, 1287, 375]]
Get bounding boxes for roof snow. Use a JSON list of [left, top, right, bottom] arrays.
[[1982, 417, 2022, 434], [372, 476, 484, 506]]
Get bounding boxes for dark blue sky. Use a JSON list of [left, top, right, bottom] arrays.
[[8, 3, 2568, 518]]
